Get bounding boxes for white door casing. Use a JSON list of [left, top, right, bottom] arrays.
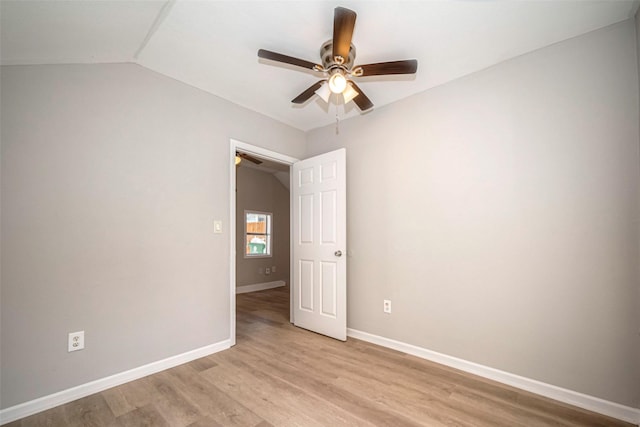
[[229, 139, 299, 347], [292, 148, 347, 341]]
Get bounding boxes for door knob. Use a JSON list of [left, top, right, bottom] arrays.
[[334, 250, 342, 257]]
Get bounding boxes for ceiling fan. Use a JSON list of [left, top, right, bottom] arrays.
[[235, 152, 262, 166], [258, 6, 418, 112]]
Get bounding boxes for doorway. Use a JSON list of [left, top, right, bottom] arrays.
[[229, 139, 299, 346]]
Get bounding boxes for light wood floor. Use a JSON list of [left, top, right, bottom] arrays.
[[7, 286, 633, 426]]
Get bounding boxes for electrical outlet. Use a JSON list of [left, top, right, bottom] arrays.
[[265, 267, 271, 275], [271, 266, 277, 273], [383, 300, 391, 314], [68, 331, 85, 352]]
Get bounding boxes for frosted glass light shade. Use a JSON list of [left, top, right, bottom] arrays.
[[315, 82, 332, 103], [329, 72, 347, 93], [342, 83, 359, 103]]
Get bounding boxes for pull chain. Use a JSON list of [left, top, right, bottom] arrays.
[[335, 93, 340, 135]]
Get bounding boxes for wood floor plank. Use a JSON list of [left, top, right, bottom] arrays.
[[63, 393, 119, 427], [116, 403, 170, 427], [106, 374, 155, 413], [3, 404, 69, 427], [215, 344, 384, 426], [448, 386, 571, 427], [101, 387, 138, 418], [185, 416, 225, 427], [514, 391, 631, 427], [236, 330, 494, 426], [199, 360, 322, 426], [145, 372, 202, 427], [234, 339, 433, 427], [203, 351, 367, 426], [166, 363, 265, 426]]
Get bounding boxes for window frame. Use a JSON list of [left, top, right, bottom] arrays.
[[243, 210, 273, 258]]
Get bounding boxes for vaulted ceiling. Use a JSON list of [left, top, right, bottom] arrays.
[[1, 1, 637, 131]]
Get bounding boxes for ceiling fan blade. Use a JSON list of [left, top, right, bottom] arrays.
[[356, 60, 418, 76], [348, 81, 373, 111], [292, 80, 325, 104], [258, 49, 321, 71], [237, 152, 262, 165], [332, 7, 357, 63]]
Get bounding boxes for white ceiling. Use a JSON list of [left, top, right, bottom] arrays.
[[2, 1, 637, 131]]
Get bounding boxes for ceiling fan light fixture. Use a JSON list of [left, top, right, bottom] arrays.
[[328, 71, 347, 94], [258, 7, 418, 112], [342, 83, 359, 103], [315, 81, 332, 103]]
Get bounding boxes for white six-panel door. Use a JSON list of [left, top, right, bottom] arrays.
[[292, 148, 346, 341]]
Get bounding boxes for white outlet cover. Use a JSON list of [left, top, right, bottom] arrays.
[[68, 331, 85, 352], [383, 300, 392, 314]]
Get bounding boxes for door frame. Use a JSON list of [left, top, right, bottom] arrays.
[[229, 138, 299, 346]]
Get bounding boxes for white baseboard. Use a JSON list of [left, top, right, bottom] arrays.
[[236, 280, 285, 294], [0, 339, 231, 425], [347, 329, 640, 425]]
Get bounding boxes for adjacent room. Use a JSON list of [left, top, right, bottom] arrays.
[[1, 1, 639, 426]]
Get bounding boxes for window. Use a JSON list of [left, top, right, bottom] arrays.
[[245, 211, 272, 257]]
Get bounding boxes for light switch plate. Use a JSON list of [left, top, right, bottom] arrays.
[[214, 220, 222, 233]]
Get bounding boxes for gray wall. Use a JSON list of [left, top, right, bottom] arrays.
[[306, 20, 640, 408], [235, 167, 290, 288], [636, 13, 640, 408], [0, 63, 305, 408]]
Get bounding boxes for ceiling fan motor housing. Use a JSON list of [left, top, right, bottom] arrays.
[[320, 40, 356, 72]]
